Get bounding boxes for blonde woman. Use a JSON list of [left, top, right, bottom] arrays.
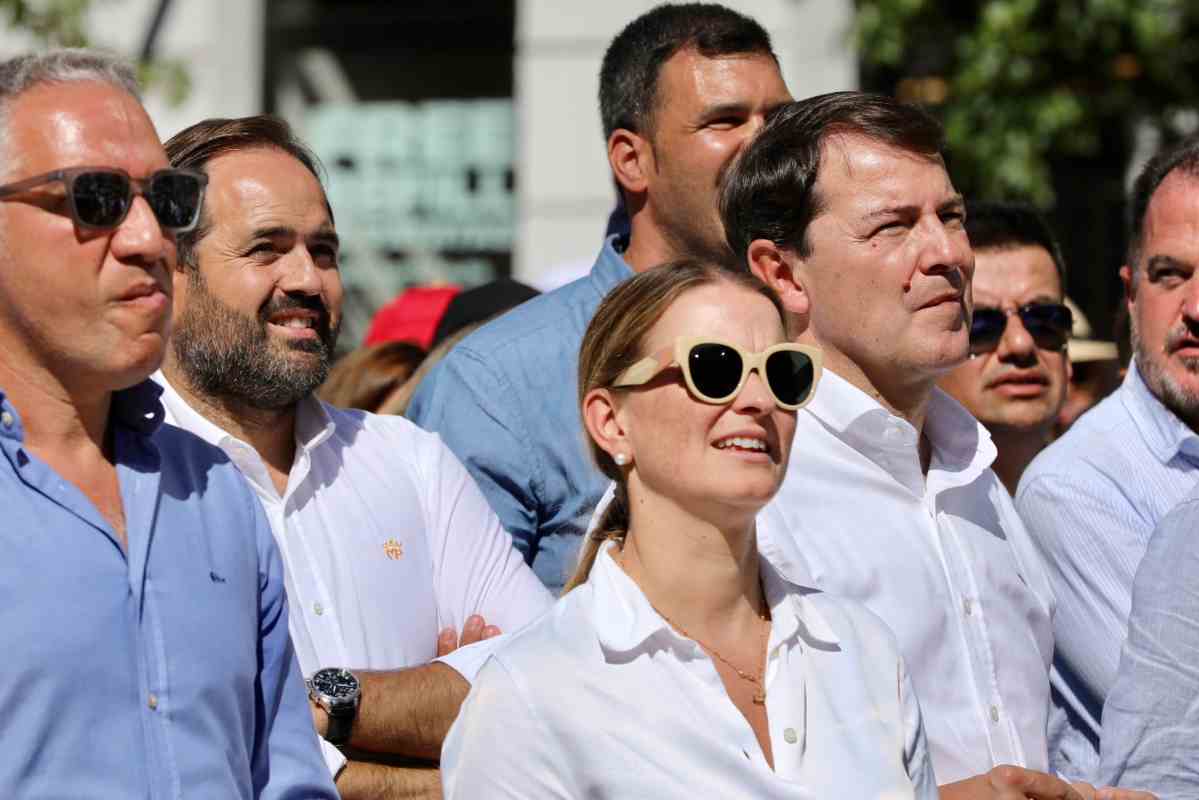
[[442, 261, 937, 798]]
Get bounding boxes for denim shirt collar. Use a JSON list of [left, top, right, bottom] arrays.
[[587, 234, 633, 300], [0, 378, 164, 445], [1123, 359, 1199, 464]]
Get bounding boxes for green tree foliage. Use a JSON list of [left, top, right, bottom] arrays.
[[0, 0, 190, 105], [856, 0, 1199, 206]]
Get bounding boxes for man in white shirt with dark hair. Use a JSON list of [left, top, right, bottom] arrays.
[[721, 93, 1152, 800], [157, 114, 552, 799]]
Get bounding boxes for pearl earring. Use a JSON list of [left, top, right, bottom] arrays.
[[613, 453, 630, 466]]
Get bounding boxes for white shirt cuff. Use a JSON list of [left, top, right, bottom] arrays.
[[319, 736, 347, 780], [434, 635, 507, 684]]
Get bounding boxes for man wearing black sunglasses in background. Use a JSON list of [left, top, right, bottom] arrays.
[[0, 50, 336, 797], [938, 202, 1073, 494], [722, 93, 1153, 800]]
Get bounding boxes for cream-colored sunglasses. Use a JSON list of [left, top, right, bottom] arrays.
[[613, 337, 823, 411]]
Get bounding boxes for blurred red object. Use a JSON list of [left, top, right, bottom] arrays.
[[364, 285, 461, 349]]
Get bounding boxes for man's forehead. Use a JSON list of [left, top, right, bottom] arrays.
[[973, 245, 1062, 304], [8, 81, 165, 174], [205, 148, 333, 233], [656, 49, 784, 108], [1144, 170, 1199, 243], [817, 133, 949, 195]]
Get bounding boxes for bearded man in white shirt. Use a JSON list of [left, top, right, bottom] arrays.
[[720, 93, 1152, 800], [157, 115, 553, 798]]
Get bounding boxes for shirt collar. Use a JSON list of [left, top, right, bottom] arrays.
[[153, 371, 335, 455], [0, 379, 164, 445], [590, 540, 841, 657], [1123, 359, 1199, 463], [805, 368, 995, 485], [588, 234, 634, 299]]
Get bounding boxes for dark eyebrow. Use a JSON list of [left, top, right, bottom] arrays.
[[699, 101, 750, 121], [248, 226, 295, 241], [1146, 254, 1195, 273], [938, 195, 966, 214], [309, 229, 340, 250]]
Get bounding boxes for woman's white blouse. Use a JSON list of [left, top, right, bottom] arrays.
[[442, 543, 938, 799]]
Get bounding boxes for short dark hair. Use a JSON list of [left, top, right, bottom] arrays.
[[599, 3, 775, 140], [1127, 132, 1199, 271], [164, 114, 329, 270], [965, 201, 1067, 292], [720, 92, 945, 263]]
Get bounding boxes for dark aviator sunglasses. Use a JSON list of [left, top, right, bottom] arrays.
[[0, 166, 208, 234], [969, 302, 1073, 357]]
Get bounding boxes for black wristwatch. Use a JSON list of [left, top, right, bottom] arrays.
[[307, 667, 361, 746]]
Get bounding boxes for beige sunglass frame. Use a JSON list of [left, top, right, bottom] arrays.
[[612, 336, 823, 411]]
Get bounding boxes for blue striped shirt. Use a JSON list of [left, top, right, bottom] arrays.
[[1015, 362, 1199, 781]]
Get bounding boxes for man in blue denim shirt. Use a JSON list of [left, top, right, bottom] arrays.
[[408, 3, 791, 590], [0, 51, 334, 798]]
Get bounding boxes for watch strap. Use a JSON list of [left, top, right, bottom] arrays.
[[324, 707, 354, 746]]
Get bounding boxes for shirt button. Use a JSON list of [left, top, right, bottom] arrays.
[[990, 705, 1000, 723], [783, 727, 798, 744], [147, 693, 159, 710], [963, 598, 973, 617], [1, 411, 13, 428], [313, 602, 324, 616]]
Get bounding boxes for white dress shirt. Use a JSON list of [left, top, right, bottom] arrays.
[[155, 374, 553, 776], [759, 370, 1056, 784], [443, 542, 937, 799]]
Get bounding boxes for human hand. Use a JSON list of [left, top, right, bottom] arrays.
[[1071, 783, 1156, 800], [940, 765, 1086, 800], [436, 614, 501, 656]]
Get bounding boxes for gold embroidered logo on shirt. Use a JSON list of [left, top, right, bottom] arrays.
[[383, 538, 404, 560]]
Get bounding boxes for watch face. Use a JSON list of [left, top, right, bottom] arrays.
[[311, 668, 359, 699]]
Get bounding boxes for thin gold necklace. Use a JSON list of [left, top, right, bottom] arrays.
[[619, 552, 772, 705]]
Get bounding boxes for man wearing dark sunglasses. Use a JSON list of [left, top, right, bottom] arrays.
[[154, 115, 551, 798], [938, 202, 1072, 495], [722, 93, 1153, 800], [0, 51, 336, 797]]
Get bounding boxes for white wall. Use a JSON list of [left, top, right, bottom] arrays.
[[513, 0, 856, 285], [0, 0, 264, 140]]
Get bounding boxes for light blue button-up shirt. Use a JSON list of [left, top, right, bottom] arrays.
[[1099, 481, 1199, 795], [0, 380, 336, 799], [407, 236, 633, 592], [1016, 362, 1199, 781]]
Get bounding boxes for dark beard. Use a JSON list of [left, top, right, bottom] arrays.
[[171, 270, 339, 410]]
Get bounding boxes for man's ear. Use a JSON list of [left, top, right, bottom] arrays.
[[1120, 264, 1137, 304], [608, 128, 651, 198], [582, 387, 631, 464], [747, 238, 810, 323]]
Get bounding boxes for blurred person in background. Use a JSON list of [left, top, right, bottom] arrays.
[[158, 114, 551, 798], [381, 279, 541, 417], [1054, 298, 1123, 435], [318, 340, 425, 412], [1017, 132, 1199, 784], [443, 262, 938, 798], [938, 202, 1072, 494], [0, 50, 335, 798], [725, 93, 1152, 800], [407, 2, 793, 592]]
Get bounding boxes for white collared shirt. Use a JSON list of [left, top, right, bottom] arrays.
[[759, 370, 1055, 784], [155, 374, 553, 775], [443, 542, 937, 799]]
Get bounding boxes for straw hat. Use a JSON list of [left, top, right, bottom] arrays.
[[1064, 297, 1118, 363]]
